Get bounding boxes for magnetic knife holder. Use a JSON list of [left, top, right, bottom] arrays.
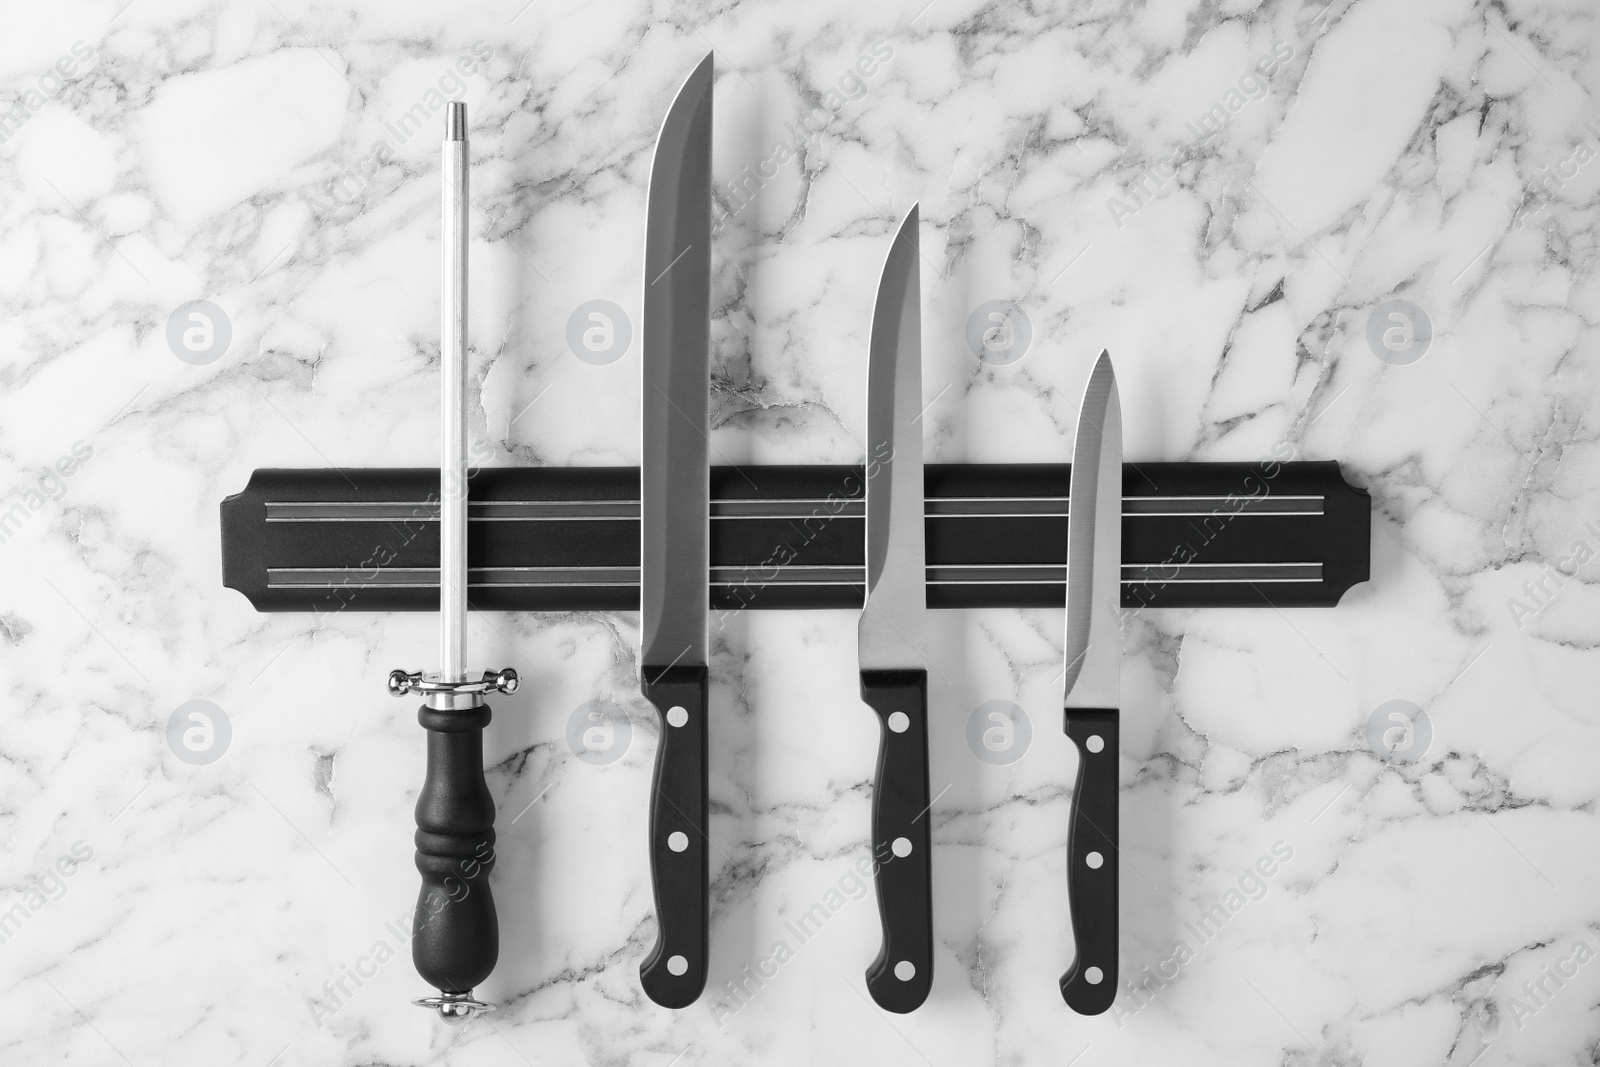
[[221, 461, 1370, 612]]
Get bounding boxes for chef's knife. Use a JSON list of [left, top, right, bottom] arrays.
[[858, 206, 933, 1013], [1059, 350, 1121, 1015], [638, 52, 713, 1009]]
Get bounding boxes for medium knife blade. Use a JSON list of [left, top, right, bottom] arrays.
[[1060, 349, 1121, 1015], [638, 52, 713, 1010], [860, 205, 926, 672], [859, 207, 932, 1013]]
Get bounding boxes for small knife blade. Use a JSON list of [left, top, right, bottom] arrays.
[[1060, 349, 1122, 1015], [638, 52, 713, 1010], [858, 206, 933, 1013]]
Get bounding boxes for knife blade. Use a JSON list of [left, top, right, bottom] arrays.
[[639, 52, 713, 1010], [858, 206, 933, 1013], [1060, 349, 1122, 1015]]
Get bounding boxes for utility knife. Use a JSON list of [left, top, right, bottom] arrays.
[[858, 206, 933, 1013], [1059, 350, 1122, 1015]]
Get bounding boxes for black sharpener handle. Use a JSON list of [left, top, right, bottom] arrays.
[[640, 664, 709, 1007], [861, 668, 934, 1013], [413, 701, 498, 994], [1060, 706, 1118, 1014]]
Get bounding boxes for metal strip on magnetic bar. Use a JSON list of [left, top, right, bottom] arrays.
[[266, 567, 640, 588], [265, 495, 1324, 521], [266, 501, 642, 521], [927, 495, 1324, 517], [266, 561, 1322, 590]]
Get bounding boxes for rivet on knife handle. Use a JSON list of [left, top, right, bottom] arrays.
[[1060, 707, 1118, 1014], [861, 669, 934, 1011]]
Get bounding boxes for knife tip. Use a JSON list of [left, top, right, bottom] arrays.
[[671, 52, 715, 110], [893, 203, 919, 246], [1086, 350, 1118, 410]]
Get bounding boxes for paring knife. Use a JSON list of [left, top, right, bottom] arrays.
[[1059, 350, 1122, 1015], [638, 52, 713, 1010], [859, 206, 933, 1013]]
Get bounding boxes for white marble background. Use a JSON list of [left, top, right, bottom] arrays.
[[0, 0, 1597, 1063]]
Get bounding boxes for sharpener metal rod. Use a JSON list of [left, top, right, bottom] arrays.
[[386, 100, 513, 1025], [440, 102, 469, 685]]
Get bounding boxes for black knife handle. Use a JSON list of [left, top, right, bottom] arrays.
[[861, 668, 933, 1013], [640, 664, 709, 1007], [1060, 707, 1118, 1014], [413, 701, 498, 994]]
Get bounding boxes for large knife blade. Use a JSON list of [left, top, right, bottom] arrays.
[[639, 52, 713, 1009], [1060, 349, 1122, 1014], [858, 206, 932, 1013]]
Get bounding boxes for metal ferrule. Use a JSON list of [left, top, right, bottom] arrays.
[[388, 668, 518, 711]]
